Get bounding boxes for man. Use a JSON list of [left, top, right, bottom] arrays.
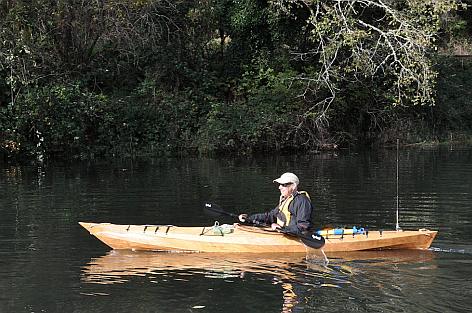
[[238, 172, 313, 235]]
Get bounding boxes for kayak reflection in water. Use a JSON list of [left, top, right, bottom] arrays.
[[81, 250, 329, 313], [238, 172, 314, 235]]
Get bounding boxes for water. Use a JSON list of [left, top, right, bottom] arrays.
[[1, 146, 471, 313]]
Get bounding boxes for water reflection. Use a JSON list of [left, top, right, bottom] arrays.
[[81, 250, 436, 312], [81, 251, 329, 312], [81, 250, 327, 284], [326, 249, 435, 264]]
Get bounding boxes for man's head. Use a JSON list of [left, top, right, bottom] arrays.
[[273, 172, 299, 197]]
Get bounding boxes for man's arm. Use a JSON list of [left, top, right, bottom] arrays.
[[284, 195, 313, 234]]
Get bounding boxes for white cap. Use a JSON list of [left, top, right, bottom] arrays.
[[273, 172, 299, 185]]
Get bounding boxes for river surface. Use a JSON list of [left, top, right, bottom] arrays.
[[1, 146, 471, 313]]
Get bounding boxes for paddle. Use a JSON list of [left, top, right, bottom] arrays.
[[204, 202, 325, 249]]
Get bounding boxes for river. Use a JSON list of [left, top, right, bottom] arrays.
[[1, 146, 471, 313]]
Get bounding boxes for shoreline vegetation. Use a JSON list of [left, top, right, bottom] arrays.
[[1, 1, 472, 161]]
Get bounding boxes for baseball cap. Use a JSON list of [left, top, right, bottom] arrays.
[[273, 172, 299, 185]]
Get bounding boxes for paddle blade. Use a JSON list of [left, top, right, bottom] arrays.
[[203, 202, 222, 218], [203, 202, 238, 219], [282, 230, 325, 249], [299, 232, 325, 249]]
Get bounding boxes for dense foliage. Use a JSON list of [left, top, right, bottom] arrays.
[[1, 0, 471, 160]]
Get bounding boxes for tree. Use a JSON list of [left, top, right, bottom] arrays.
[[269, 0, 463, 127]]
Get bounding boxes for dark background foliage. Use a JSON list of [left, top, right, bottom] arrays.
[[1, 0, 471, 160]]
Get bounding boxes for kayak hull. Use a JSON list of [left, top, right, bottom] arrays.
[[79, 222, 437, 253]]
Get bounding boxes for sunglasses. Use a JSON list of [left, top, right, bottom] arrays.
[[279, 182, 293, 187]]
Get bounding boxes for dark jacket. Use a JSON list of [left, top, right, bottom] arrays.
[[248, 192, 313, 234]]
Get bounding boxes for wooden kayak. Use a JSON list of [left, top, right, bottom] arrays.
[[79, 222, 437, 253]]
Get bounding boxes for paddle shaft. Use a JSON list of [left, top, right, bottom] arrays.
[[204, 202, 273, 227], [204, 202, 325, 249]]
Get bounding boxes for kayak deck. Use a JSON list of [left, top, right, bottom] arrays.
[[79, 222, 437, 253], [322, 229, 437, 252]]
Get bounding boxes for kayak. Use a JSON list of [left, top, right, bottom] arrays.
[[79, 222, 437, 253]]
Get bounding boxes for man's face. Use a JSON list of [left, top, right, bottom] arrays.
[[278, 182, 295, 198]]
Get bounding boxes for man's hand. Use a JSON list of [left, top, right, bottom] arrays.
[[238, 214, 248, 222], [271, 223, 282, 230]]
